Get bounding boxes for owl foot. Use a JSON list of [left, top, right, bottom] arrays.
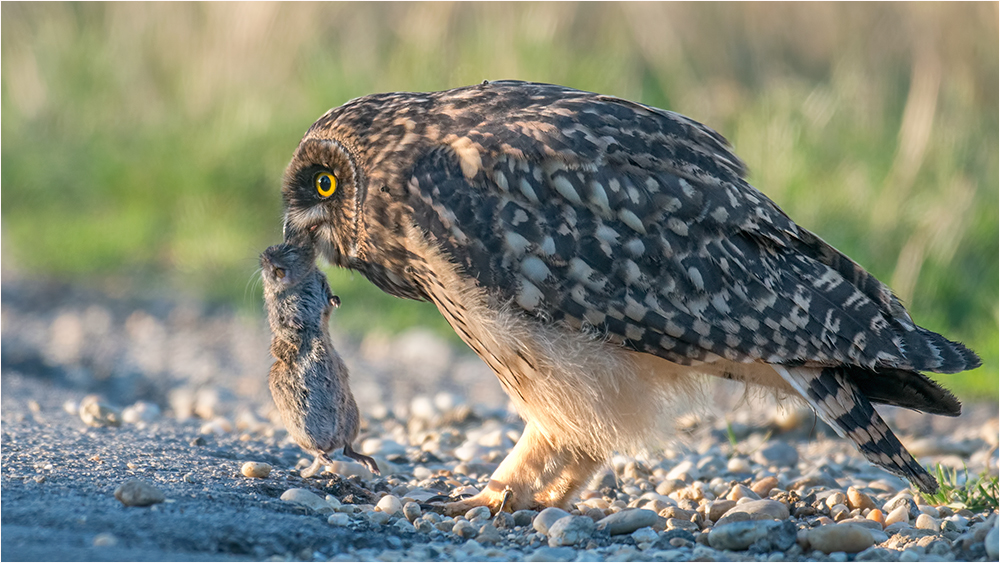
[[445, 486, 526, 516]]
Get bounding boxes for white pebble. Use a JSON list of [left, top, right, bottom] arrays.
[[376, 494, 403, 516], [727, 457, 752, 473], [367, 510, 390, 525], [884, 505, 909, 526]]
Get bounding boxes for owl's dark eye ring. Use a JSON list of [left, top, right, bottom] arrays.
[[315, 172, 337, 198]]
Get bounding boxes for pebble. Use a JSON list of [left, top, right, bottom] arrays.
[[121, 401, 161, 424], [79, 395, 122, 427], [884, 505, 909, 526], [866, 508, 885, 527], [114, 479, 165, 507], [547, 515, 595, 547], [93, 533, 118, 547], [631, 526, 658, 544], [280, 488, 334, 513], [754, 441, 799, 467], [596, 508, 659, 535], [367, 510, 390, 526], [327, 513, 351, 526], [476, 524, 502, 544], [707, 499, 737, 521], [402, 501, 421, 523], [715, 499, 789, 526], [986, 525, 999, 559], [708, 519, 796, 551], [452, 519, 476, 539], [240, 461, 272, 478], [751, 476, 779, 498], [532, 507, 570, 535], [376, 494, 403, 517], [806, 523, 875, 554], [465, 505, 491, 522], [915, 513, 939, 531], [727, 457, 752, 473], [727, 484, 759, 501]]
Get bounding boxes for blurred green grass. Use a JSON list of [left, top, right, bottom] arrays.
[[2, 3, 997, 398]]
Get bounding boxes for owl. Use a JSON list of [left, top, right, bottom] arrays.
[[280, 80, 979, 513]]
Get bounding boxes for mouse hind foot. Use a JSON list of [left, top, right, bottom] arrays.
[[344, 444, 380, 475]]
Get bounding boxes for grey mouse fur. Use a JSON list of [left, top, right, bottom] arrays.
[[261, 240, 378, 478]]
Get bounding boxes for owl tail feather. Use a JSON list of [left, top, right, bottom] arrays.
[[773, 365, 938, 494]]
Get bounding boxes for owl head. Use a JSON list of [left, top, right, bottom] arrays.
[[281, 136, 366, 270]]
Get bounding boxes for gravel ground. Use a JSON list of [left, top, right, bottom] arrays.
[[2, 274, 998, 562]]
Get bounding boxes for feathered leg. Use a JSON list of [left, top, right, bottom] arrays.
[[774, 365, 937, 493], [445, 421, 604, 515]]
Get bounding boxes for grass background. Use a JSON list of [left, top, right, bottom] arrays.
[[2, 3, 997, 398]]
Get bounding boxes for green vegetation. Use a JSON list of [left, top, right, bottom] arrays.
[[919, 464, 999, 512], [2, 4, 996, 398]]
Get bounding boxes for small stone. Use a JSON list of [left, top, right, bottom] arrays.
[[830, 503, 851, 521], [727, 484, 760, 501], [882, 496, 918, 520], [867, 509, 885, 527], [917, 505, 940, 518], [93, 533, 118, 547], [727, 457, 752, 473], [836, 517, 883, 530], [414, 519, 434, 534], [985, 525, 999, 560], [807, 523, 875, 554], [632, 526, 659, 544], [753, 442, 798, 467], [869, 530, 888, 544], [376, 494, 403, 517], [198, 417, 232, 435], [846, 488, 878, 512], [665, 460, 700, 482], [367, 510, 390, 526], [707, 499, 737, 522], [122, 401, 161, 424], [533, 507, 571, 535], [114, 479, 165, 507], [327, 513, 351, 526], [453, 519, 477, 539], [915, 513, 939, 531], [714, 499, 789, 526], [403, 501, 421, 523], [751, 476, 779, 498], [79, 395, 121, 427], [240, 461, 272, 478], [659, 506, 696, 521], [884, 505, 909, 527], [394, 518, 416, 533], [477, 524, 502, 544], [597, 508, 660, 535], [826, 491, 848, 509], [548, 515, 596, 547], [666, 518, 699, 532], [280, 488, 333, 513], [708, 519, 796, 551], [466, 505, 492, 522], [513, 509, 537, 527]]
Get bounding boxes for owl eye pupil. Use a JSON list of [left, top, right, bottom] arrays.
[[315, 172, 337, 197]]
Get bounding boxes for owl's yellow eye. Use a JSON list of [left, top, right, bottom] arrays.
[[315, 172, 337, 198], [274, 268, 286, 279]]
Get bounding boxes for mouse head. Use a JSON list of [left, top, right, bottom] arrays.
[[260, 240, 317, 293]]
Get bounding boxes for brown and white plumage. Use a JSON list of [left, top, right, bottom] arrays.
[[281, 80, 979, 509]]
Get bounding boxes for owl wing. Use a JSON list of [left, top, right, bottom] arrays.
[[404, 92, 977, 381]]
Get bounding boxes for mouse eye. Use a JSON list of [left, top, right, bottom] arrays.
[[274, 268, 286, 280], [315, 172, 337, 198]]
